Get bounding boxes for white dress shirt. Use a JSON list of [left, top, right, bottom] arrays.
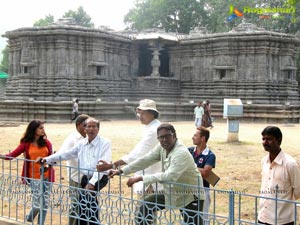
[[58, 130, 85, 182], [46, 135, 112, 186], [121, 119, 163, 193], [258, 150, 300, 224]]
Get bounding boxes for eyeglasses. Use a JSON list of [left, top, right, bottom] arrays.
[[157, 133, 174, 141]]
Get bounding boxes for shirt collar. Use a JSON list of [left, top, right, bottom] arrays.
[[271, 150, 283, 165], [193, 146, 209, 155], [75, 130, 84, 139], [83, 135, 100, 146], [146, 119, 159, 128]]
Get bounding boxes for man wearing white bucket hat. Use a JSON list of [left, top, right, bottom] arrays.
[[97, 99, 163, 211]]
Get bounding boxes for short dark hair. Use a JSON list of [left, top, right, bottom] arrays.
[[197, 126, 210, 142], [157, 123, 176, 136], [75, 114, 89, 126], [261, 126, 282, 144]]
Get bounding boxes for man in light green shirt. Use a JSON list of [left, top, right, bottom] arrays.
[[112, 123, 205, 225]]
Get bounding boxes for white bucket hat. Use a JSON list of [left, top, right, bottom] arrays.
[[136, 99, 159, 114]]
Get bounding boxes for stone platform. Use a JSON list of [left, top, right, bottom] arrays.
[[0, 100, 298, 123]]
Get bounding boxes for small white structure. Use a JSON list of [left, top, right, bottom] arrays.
[[223, 99, 243, 142]]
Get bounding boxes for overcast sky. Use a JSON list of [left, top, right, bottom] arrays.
[[0, 0, 135, 59]]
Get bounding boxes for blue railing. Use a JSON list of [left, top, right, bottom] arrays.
[[0, 157, 299, 225]]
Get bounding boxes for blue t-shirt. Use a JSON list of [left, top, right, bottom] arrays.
[[188, 146, 216, 187]]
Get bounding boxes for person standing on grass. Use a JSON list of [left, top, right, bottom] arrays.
[[57, 114, 89, 225], [0, 120, 55, 225], [201, 101, 212, 129], [188, 126, 216, 225], [96, 99, 163, 222], [258, 126, 300, 225], [109, 123, 205, 225], [194, 101, 204, 128], [37, 117, 111, 225]]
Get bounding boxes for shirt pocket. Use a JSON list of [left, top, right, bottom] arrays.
[[270, 167, 290, 194]]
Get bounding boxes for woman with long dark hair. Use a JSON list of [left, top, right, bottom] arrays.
[[1, 120, 55, 225]]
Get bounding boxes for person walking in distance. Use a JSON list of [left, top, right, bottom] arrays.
[[71, 98, 79, 123]]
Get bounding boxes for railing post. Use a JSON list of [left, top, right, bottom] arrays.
[[229, 190, 235, 225], [39, 164, 45, 225], [275, 185, 278, 225]]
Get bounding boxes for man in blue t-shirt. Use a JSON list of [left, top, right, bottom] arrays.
[[188, 126, 216, 225]]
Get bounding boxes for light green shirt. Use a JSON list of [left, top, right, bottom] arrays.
[[194, 106, 204, 118], [122, 140, 205, 207]]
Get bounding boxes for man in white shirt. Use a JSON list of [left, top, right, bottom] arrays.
[[96, 99, 163, 219], [194, 101, 204, 128], [58, 114, 89, 225], [38, 117, 112, 225], [258, 126, 300, 225]]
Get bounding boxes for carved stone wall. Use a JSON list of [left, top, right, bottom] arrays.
[[4, 25, 137, 101], [169, 28, 300, 105], [1, 22, 300, 122]]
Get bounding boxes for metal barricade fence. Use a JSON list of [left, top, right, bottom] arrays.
[[0, 157, 299, 225]]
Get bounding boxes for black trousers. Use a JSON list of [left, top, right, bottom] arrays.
[[71, 112, 79, 121], [136, 194, 204, 225], [78, 175, 108, 225]]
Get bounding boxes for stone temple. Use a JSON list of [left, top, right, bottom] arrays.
[[1, 18, 300, 122]]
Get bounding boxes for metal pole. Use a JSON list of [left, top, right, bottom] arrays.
[[229, 190, 235, 225], [39, 164, 45, 225]]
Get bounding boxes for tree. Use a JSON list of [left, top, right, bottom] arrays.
[[63, 6, 94, 28], [124, 0, 299, 34], [0, 46, 8, 73], [33, 7, 94, 28], [124, 0, 208, 34], [33, 15, 55, 27]]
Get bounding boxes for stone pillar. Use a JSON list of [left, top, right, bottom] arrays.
[[227, 119, 240, 142], [150, 48, 161, 77], [223, 99, 243, 142]]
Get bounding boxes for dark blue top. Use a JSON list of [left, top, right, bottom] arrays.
[[188, 146, 216, 187]]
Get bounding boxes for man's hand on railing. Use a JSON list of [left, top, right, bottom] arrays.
[[96, 160, 112, 172], [127, 176, 143, 188], [35, 157, 46, 164], [108, 169, 123, 178]]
